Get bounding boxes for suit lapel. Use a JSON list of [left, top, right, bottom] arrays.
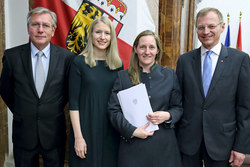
[[191, 48, 205, 97], [20, 43, 38, 95], [42, 43, 59, 94], [206, 45, 228, 99]]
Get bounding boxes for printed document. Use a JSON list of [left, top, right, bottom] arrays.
[[117, 83, 159, 132]]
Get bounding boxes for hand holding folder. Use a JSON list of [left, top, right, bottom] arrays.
[[117, 83, 159, 132]]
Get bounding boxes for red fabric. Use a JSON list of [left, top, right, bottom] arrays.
[[33, 0, 76, 48], [117, 38, 132, 69], [33, 0, 133, 68], [236, 22, 242, 51]]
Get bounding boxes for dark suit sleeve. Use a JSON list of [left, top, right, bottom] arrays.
[[176, 55, 184, 100], [233, 54, 250, 154], [0, 54, 14, 111], [167, 71, 183, 128], [108, 72, 137, 140]]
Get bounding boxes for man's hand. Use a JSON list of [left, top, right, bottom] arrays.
[[229, 150, 245, 167]]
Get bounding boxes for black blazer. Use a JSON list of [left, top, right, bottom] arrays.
[[108, 65, 183, 167], [0, 42, 75, 150], [176, 44, 250, 160]]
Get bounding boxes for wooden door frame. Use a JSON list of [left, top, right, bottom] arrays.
[[159, 0, 195, 69], [0, 0, 8, 166]]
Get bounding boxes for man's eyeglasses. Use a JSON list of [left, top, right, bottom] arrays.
[[30, 22, 53, 30], [197, 22, 222, 31]]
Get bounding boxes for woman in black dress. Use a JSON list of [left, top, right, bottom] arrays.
[[108, 30, 183, 167], [68, 16, 123, 167]]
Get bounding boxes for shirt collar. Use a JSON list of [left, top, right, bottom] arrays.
[[150, 63, 157, 71], [139, 63, 157, 72], [30, 42, 50, 58], [201, 43, 222, 56]]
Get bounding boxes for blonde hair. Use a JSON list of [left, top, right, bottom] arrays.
[[128, 30, 162, 85], [81, 16, 122, 70]]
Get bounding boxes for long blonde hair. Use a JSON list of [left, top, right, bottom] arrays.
[[128, 30, 162, 85], [81, 16, 122, 70]]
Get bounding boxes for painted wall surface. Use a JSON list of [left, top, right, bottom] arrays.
[[195, 0, 250, 55], [5, 0, 29, 49]]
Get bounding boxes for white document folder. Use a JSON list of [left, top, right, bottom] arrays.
[[117, 83, 159, 132]]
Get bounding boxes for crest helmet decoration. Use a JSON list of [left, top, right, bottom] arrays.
[[66, 0, 127, 54]]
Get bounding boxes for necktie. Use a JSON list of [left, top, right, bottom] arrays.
[[35, 51, 45, 97], [202, 50, 213, 97]]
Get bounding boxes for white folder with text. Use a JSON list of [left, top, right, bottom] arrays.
[[117, 83, 159, 132]]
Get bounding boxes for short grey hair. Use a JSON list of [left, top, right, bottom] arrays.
[[27, 7, 57, 28], [196, 7, 224, 27]]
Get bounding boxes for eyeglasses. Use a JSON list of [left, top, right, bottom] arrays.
[[30, 22, 53, 30], [197, 22, 222, 31]]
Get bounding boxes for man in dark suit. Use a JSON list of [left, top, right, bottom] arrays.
[[176, 7, 250, 167], [0, 7, 74, 167]]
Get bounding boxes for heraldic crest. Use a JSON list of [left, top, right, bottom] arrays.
[[66, 0, 127, 54]]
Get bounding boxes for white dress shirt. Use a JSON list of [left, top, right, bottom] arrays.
[[30, 42, 50, 82], [201, 43, 222, 76]]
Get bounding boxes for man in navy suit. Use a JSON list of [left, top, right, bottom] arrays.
[[0, 7, 74, 167], [176, 7, 250, 167]]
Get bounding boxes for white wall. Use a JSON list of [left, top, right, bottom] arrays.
[[5, 0, 29, 49], [4, 0, 29, 154], [195, 0, 250, 55]]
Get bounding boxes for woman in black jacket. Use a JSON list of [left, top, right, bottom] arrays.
[[108, 30, 183, 167]]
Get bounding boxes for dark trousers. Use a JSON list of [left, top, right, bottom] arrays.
[[13, 144, 65, 167], [181, 139, 230, 167]]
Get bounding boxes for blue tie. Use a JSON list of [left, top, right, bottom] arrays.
[[202, 50, 213, 97]]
